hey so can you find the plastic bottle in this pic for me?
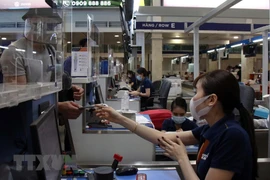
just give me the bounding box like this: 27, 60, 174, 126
121, 91, 129, 112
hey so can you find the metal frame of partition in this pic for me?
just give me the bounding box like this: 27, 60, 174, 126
252, 25, 270, 158
184, 0, 242, 80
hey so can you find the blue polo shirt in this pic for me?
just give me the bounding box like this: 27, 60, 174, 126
162, 118, 198, 131
192, 114, 253, 180
129, 76, 138, 90
140, 77, 154, 96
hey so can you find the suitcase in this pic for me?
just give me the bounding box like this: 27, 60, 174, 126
140, 109, 172, 130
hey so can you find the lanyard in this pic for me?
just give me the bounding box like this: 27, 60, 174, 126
196, 139, 210, 164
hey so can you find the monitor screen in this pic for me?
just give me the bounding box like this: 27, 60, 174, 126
95, 85, 104, 104
30, 105, 63, 180
243, 44, 257, 57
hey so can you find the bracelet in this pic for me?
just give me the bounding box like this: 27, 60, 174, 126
131, 122, 139, 133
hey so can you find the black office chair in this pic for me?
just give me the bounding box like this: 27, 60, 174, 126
152, 80, 162, 96
143, 79, 172, 110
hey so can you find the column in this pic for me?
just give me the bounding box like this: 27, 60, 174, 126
132, 48, 138, 71
151, 33, 163, 81
145, 44, 151, 70
262, 31, 269, 96
136, 32, 145, 68
193, 27, 200, 80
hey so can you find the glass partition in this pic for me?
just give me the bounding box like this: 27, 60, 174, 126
0, 3, 70, 107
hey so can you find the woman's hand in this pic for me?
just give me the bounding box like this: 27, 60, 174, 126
129, 91, 140, 96
72, 85, 84, 101
158, 136, 188, 162
95, 104, 124, 124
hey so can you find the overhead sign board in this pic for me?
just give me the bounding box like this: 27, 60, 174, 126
136, 22, 268, 32
162, 0, 269, 10
136, 22, 184, 30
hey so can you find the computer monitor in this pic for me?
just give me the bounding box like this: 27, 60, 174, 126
95, 85, 104, 104
30, 105, 63, 180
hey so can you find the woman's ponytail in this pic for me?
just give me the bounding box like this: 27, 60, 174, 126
236, 103, 258, 179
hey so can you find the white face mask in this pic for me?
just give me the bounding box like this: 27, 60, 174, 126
172, 116, 186, 124
189, 95, 212, 120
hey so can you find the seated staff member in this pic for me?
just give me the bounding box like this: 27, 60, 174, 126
162, 97, 197, 132
127, 70, 138, 90
96, 69, 257, 180
130, 67, 154, 107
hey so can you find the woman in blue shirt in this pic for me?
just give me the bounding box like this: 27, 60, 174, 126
127, 70, 138, 90
130, 67, 154, 108
96, 69, 257, 180
162, 97, 197, 132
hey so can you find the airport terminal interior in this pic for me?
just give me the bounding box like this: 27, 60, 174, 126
0, 0, 270, 179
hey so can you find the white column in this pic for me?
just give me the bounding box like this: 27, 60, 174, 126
218, 51, 222, 69
136, 32, 145, 67
151, 33, 163, 81
262, 31, 269, 96
193, 27, 200, 80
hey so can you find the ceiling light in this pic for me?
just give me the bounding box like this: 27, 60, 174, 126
253, 39, 263, 43
260, 43, 263, 46
217, 47, 225, 51
1, 37, 7, 40
67, 41, 71, 44
117, 41, 121, 44
115, 35, 119, 37
231, 43, 243, 48
233, 36, 239, 39
207, 49, 215, 53
175, 35, 180, 38
0, 45, 8, 49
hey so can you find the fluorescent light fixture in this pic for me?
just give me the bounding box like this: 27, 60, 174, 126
0, 45, 8, 49
253, 39, 263, 43
133, 0, 140, 12
207, 49, 215, 53
231, 43, 243, 48
233, 36, 239, 39
217, 47, 225, 51
175, 35, 180, 38
15, 48, 25, 52
1, 37, 7, 40
182, 56, 189, 59
117, 41, 121, 44
115, 35, 119, 37
260, 43, 263, 46
33, 51, 36, 54
67, 41, 71, 44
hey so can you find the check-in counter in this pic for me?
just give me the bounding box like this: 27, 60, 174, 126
61, 161, 184, 180
69, 114, 155, 163
106, 98, 140, 112
98, 75, 140, 112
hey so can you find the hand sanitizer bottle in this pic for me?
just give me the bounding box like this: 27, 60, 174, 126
121, 91, 129, 112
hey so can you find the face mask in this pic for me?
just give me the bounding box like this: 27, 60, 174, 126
189, 95, 212, 120
136, 75, 142, 81
172, 116, 186, 124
